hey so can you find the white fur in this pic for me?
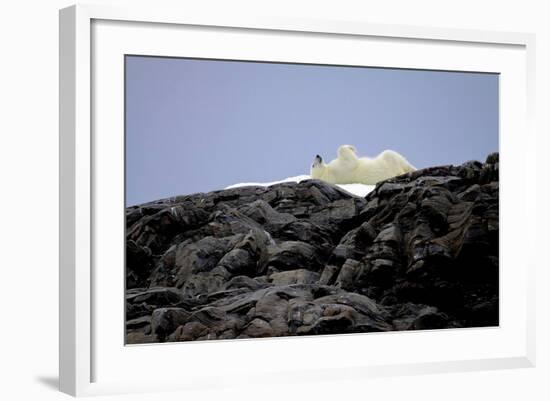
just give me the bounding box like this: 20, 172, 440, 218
310, 145, 416, 185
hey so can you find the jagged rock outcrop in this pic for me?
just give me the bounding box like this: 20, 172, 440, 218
126, 153, 499, 344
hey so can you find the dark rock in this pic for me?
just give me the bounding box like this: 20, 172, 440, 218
468, 297, 499, 327
126, 302, 156, 320
310, 198, 365, 230
126, 287, 183, 306
217, 248, 255, 275
297, 307, 356, 335
331, 222, 377, 263
334, 259, 361, 291
318, 265, 340, 286
295, 292, 393, 334
151, 307, 191, 341
127, 202, 210, 254
238, 200, 296, 233
242, 318, 274, 338
126, 315, 152, 339
126, 315, 151, 330
180, 266, 231, 300
126, 240, 153, 288
279, 220, 333, 251
486, 152, 499, 164
266, 241, 323, 272
410, 309, 449, 330
245, 290, 290, 335
225, 275, 268, 291
126, 155, 499, 344
126, 332, 157, 344
170, 321, 210, 341
390, 303, 451, 330
269, 269, 320, 285
173, 235, 243, 287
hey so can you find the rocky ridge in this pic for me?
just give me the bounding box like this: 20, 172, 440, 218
126, 153, 499, 343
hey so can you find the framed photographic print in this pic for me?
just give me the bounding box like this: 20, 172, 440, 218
59, 4, 536, 396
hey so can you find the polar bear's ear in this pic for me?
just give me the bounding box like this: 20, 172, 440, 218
349, 145, 357, 153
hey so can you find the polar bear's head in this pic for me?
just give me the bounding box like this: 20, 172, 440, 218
310, 154, 326, 179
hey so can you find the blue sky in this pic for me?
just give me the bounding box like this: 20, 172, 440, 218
125, 56, 498, 206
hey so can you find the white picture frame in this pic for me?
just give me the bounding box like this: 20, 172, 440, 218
59, 3, 536, 397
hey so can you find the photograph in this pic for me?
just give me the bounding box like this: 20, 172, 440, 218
124, 55, 499, 344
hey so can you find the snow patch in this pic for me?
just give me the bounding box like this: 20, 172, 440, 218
226, 175, 375, 198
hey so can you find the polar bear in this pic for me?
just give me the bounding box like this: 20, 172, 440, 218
309, 145, 359, 184
310, 145, 416, 185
